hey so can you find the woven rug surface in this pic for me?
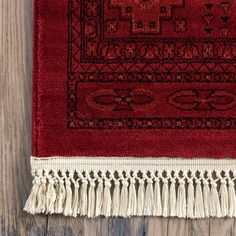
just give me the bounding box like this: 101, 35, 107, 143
24, 0, 236, 218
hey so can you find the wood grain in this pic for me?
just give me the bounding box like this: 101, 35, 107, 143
0, 0, 235, 235
209, 219, 234, 236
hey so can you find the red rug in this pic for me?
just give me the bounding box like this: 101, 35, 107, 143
24, 0, 236, 218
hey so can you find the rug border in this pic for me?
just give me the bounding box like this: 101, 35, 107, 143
24, 156, 236, 218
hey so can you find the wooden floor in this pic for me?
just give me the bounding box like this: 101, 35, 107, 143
1, 0, 236, 235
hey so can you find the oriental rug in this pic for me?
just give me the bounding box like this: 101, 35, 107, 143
24, 0, 236, 218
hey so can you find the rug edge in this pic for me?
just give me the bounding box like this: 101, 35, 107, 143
24, 156, 236, 218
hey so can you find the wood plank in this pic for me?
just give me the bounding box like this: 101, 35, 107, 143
168, 218, 189, 236
19, 215, 47, 236
233, 218, 236, 235
189, 219, 210, 236
146, 217, 168, 236
209, 218, 234, 236
0, 0, 47, 235
127, 217, 146, 236
47, 215, 84, 236
121, 217, 146, 236
84, 217, 109, 236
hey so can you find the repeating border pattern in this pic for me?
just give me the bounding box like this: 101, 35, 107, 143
67, 0, 236, 130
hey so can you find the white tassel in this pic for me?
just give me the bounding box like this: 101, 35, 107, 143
210, 180, 221, 217
72, 180, 79, 217
95, 178, 103, 216
87, 180, 96, 218
55, 177, 66, 214
35, 176, 47, 213
24, 166, 236, 218
46, 175, 57, 214
102, 179, 112, 217
79, 179, 88, 216
137, 179, 145, 216
153, 177, 162, 216
127, 177, 137, 216
187, 178, 194, 218
220, 178, 228, 217
63, 178, 73, 216
228, 177, 236, 217
119, 179, 129, 216
169, 178, 177, 216
203, 179, 210, 218
112, 179, 120, 216
162, 178, 169, 217
176, 178, 186, 218
23, 176, 41, 214
144, 178, 154, 216
194, 179, 205, 218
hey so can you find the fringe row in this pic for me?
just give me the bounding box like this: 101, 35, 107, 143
24, 168, 236, 218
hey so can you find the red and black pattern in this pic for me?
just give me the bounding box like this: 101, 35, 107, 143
67, 0, 236, 130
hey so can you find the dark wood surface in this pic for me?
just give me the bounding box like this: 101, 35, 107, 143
1, 0, 236, 235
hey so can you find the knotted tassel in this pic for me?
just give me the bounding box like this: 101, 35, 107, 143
187, 177, 194, 218
119, 178, 129, 217
194, 179, 205, 218
35, 175, 47, 213
210, 179, 221, 217
102, 179, 112, 217
95, 178, 103, 217
112, 179, 120, 216
63, 174, 73, 216
153, 177, 162, 216
87, 179, 96, 218
176, 177, 186, 218
137, 179, 145, 216
79, 178, 88, 216
23, 176, 41, 214
228, 176, 236, 217
72, 180, 79, 217
55, 176, 66, 214
46, 173, 57, 214
169, 177, 177, 217
203, 178, 210, 218
220, 178, 228, 217
127, 174, 137, 216
162, 178, 169, 217
144, 178, 154, 216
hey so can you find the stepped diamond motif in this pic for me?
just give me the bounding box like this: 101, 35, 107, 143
110, 0, 184, 34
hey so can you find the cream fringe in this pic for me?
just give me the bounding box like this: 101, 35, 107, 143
24, 157, 236, 218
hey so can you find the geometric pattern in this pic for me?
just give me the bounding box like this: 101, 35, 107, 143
67, 0, 236, 129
